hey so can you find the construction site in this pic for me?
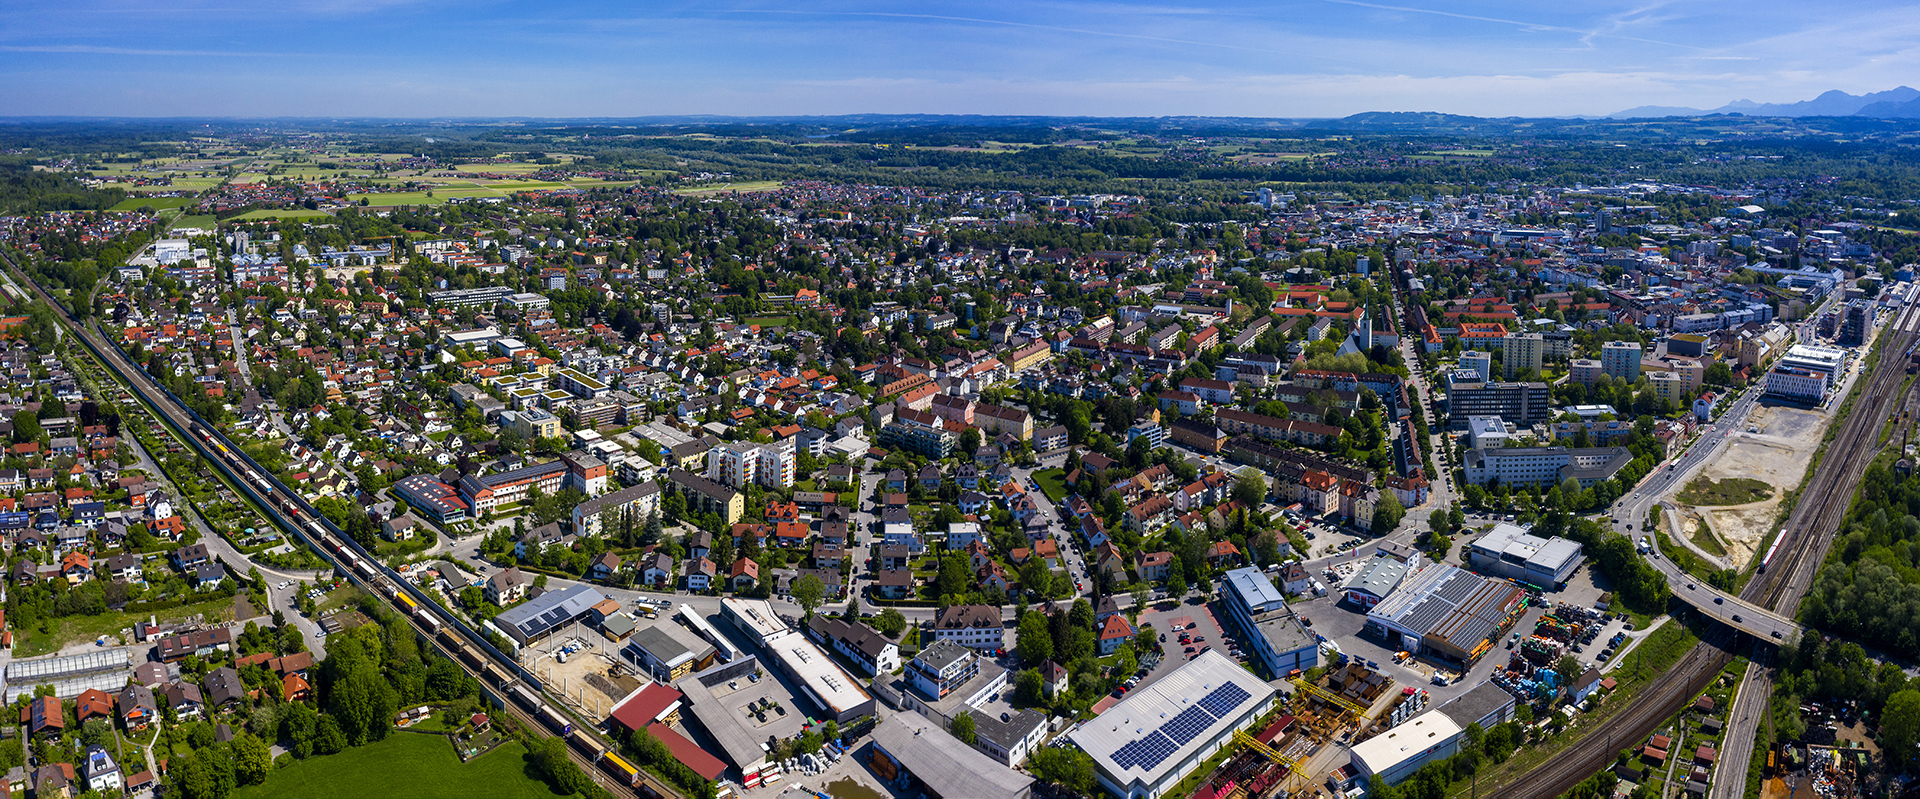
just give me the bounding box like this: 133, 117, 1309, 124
1184, 660, 1427, 799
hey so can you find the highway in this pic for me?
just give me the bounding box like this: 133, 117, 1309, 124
0, 253, 658, 799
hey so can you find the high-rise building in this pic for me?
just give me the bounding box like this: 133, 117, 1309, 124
1600, 340, 1642, 383
1502, 333, 1544, 378
1840, 300, 1874, 347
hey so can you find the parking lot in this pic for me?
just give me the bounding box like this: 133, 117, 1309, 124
1284, 556, 1655, 707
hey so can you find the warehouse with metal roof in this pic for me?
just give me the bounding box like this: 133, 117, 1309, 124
1068, 650, 1277, 799
1341, 555, 1410, 608
1364, 565, 1528, 664
1466, 523, 1585, 588
487, 584, 607, 649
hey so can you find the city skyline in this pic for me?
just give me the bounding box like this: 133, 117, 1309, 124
4, 0, 1918, 118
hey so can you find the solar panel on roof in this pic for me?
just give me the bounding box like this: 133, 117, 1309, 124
1198, 682, 1252, 717
1162, 705, 1213, 745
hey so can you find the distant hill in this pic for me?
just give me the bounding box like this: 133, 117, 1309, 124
1856, 96, 1920, 118
1609, 105, 1711, 119
1610, 87, 1920, 118
1308, 111, 1521, 131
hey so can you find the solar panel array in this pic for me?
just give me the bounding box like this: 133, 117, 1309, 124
1163, 705, 1214, 745
1110, 683, 1258, 771
1199, 682, 1252, 716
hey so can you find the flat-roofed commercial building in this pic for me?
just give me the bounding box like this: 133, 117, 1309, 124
1219, 567, 1318, 677
872, 715, 1035, 799
1068, 651, 1277, 799
1777, 344, 1845, 378
1442, 377, 1550, 431
1349, 710, 1464, 785
1461, 446, 1632, 489
718, 598, 874, 723
1467, 523, 1585, 588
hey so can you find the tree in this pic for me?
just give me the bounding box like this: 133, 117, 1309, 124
1373, 493, 1406, 535
232, 732, 273, 786
959, 427, 981, 455
935, 555, 972, 601
1882, 689, 1920, 768
1233, 470, 1267, 507
791, 575, 826, 618
949, 711, 977, 744
1017, 611, 1054, 665
1167, 570, 1187, 597
1555, 654, 1584, 684
1014, 668, 1046, 706
11, 410, 41, 444
1030, 746, 1097, 793
874, 608, 907, 637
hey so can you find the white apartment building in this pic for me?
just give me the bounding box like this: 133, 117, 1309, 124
707, 438, 797, 490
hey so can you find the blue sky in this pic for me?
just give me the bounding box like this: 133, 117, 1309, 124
4, 0, 1917, 118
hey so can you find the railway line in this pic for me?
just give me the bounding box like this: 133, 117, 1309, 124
0, 253, 675, 799
1489, 297, 1920, 799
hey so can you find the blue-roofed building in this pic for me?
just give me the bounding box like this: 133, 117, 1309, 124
1220, 567, 1319, 677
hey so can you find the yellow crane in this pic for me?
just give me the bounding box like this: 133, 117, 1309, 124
1290, 678, 1369, 720
1233, 729, 1296, 769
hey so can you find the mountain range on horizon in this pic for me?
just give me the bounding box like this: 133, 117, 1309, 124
1611, 87, 1920, 119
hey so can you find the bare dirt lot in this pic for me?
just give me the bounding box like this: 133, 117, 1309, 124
1686, 404, 1828, 567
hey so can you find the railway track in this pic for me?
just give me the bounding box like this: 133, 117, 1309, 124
1487, 304, 1920, 799
0, 253, 666, 799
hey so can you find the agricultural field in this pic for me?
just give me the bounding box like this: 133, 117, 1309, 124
229, 209, 335, 221
108, 196, 197, 211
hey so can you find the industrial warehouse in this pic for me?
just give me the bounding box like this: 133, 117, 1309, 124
1363, 564, 1530, 664
1069, 651, 1279, 799
1466, 523, 1585, 588
1349, 682, 1520, 784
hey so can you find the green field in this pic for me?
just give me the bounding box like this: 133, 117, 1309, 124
232, 732, 569, 799
171, 215, 217, 230
14, 596, 236, 658
743, 316, 796, 328
1677, 476, 1773, 506
230, 209, 335, 221
109, 196, 197, 211
1033, 468, 1069, 503
483, 180, 570, 191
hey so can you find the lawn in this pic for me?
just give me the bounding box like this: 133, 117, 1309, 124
744, 316, 795, 328
229, 209, 334, 221
231, 732, 570, 799
14, 595, 236, 658
109, 196, 196, 211
1033, 468, 1069, 503
1677, 477, 1772, 506
171, 215, 217, 230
